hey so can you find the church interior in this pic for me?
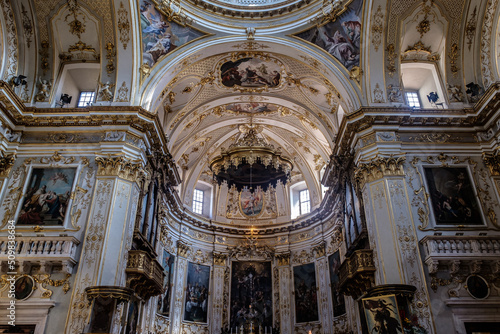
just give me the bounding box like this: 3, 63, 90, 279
0, 0, 500, 333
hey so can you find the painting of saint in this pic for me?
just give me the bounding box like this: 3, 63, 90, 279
293, 263, 319, 323
230, 262, 273, 332
14, 276, 34, 301
158, 250, 175, 317
184, 262, 210, 323
328, 251, 346, 317
295, 0, 362, 70
239, 188, 264, 217
362, 295, 403, 334
17, 168, 77, 226
140, 0, 204, 66
221, 58, 282, 88
424, 167, 483, 225
225, 103, 278, 114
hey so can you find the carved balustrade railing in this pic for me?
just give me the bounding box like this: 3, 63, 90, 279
0, 236, 80, 273
420, 235, 500, 291
338, 249, 376, 299
125, 249, 164, 299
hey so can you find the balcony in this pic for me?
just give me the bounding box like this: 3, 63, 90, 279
0, 236, 79, 274
338, 249, 376, 298
125, 250, 164, 299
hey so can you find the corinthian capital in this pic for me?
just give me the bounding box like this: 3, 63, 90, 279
354, 156, 405, 188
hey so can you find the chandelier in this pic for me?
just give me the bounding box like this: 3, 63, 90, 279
209, 124, 293, 192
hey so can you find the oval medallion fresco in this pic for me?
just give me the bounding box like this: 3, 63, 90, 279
221, 58, 282, 88
239, 188, 264, 217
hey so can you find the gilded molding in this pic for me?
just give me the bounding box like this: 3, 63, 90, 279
465, 6, 477, 51
117, 2, 130, 49
95, 156, 142, 181
371, 5, 384, 52
0, 152, 15, 177
354, 156, 406, 188
32, 273, 72, 297
84, 285, 134, 302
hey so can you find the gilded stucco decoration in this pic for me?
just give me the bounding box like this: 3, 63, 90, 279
105, 42, 116, 74
480, 0, 498, 88
386, 44, 397, 77
21, 4, 34, 48
373, 83, 385, 103
1, 0, 18, 81
449, 43, 460, 76
371, 5, 384, 52
465, 6, 477, 51
116, 82, 130, 102
95, 156, 142, 181
117, 2, 130, 49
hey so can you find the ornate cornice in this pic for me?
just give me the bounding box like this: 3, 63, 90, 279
354, 156, 406, 188
95, 156, 143, 182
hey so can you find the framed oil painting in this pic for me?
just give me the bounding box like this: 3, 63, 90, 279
158, 250, 175, 317
230, 261, 273, 331
295, 0, 362, 71
293, 263, 319, 323
17, 167, 77, 226
239, 188, 264, 218
220, 58, 282, 88
328, 251, 346, 317
14, 275, 34, 301
140, 0, 204, 66
184, 262, 210, 323
424, 167, 483, 225
362, 295, 403, 334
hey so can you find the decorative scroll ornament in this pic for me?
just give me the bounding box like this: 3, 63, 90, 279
483, 152, 500, 176
117, 2, 130, 49
0, 152, 15, 177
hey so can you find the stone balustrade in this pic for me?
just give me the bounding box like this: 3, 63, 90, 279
0, 235, 80, 273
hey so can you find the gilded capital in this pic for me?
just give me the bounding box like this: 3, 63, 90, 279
275, 252, 290, 266
355, 156, 406, 188
177, 240, 190, 258
0, 152, 15, 177
312, 242, 326, 258
95, 156, 143, 181
213, 252, 227, 266
482, 152, 500, 176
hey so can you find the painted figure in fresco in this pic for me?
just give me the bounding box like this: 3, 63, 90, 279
323, 30, 359, 69
341, 20, 361, 49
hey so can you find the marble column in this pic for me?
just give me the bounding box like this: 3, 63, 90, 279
212, 252, 228, 333
276, 253, 292, 334
313, 242, 331, 334
355, 156, 435, 333
65, 156, 141, 334
170, 241, 189, 334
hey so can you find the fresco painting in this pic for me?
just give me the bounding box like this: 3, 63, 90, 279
140, 0, 204, 66
239, 188, 264, 217
221, 58, 282, 88
296, 0, 362, 70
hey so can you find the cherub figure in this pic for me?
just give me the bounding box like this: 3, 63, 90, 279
35, 77, 51, 102
448, 84, 463, 102
99, 81, 114, 101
